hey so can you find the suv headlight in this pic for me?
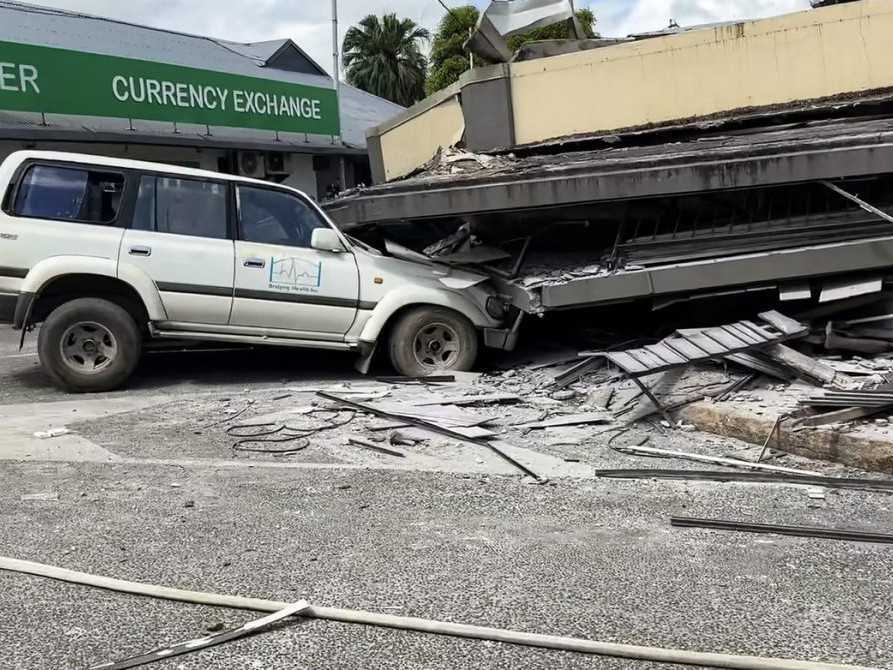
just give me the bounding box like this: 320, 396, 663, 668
485, 296, 509, 320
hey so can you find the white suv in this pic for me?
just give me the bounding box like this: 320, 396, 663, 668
0, 151, 514, 392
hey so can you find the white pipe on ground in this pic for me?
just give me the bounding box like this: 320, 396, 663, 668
0, 556, 875, 670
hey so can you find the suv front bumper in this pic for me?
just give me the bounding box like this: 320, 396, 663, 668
483, 310, 524, 352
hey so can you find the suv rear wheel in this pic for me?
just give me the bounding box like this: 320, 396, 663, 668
389, 306, 478, 377
38, 298, 142, 393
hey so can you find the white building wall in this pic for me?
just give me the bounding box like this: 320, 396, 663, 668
279, 153, 317, 199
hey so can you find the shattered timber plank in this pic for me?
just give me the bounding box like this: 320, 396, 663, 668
795, 405, 893, 427
724, 353, 795, 381
763, 344, 844, 386
597, 313, 806, 379
759, 310, 809, 336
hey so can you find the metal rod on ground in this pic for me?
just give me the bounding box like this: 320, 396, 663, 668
618, 376, 750, 423
0, 557, 872, 670
375, 375, 456, 384
671, 517, 893, 544
596, 469, 893, 492
317, 392, 544, 482
347, 438, 405, 458
90, 601, 310, 670
616, 444, 822, 476
757, 415, 784, 463
627, 374, 675, 425
716, 374, 757, 402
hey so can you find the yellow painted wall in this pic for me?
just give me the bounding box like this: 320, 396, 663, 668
510, 0, 893, 145
378, 94, 465, 182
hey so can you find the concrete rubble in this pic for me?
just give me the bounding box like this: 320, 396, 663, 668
6, 2, 893, 665
162, 299, 893, 480
4, 300, 893, 668
163, 301, 893, 478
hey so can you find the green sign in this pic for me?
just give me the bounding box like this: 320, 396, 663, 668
0, 40, 340, 136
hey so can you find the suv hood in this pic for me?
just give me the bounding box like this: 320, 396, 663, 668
382, 240, 490, 289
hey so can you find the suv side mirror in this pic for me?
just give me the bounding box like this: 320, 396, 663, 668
311, 228, 346, 253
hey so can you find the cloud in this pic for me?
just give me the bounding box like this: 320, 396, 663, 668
34, 0, 814, 73
594, 0, 813, 37
33, 0, 462, 76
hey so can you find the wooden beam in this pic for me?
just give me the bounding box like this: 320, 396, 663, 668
763, 343, 846, 386
758, 310, 807, 336
796, 404, 893, 427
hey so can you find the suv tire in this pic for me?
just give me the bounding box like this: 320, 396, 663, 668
38, 298, 142, 393
389, 306, 478, 377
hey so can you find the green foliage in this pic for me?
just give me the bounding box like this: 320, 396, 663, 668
506, 8, 597, 52
343, 14, 430, 107
425, 6, 598, 96
426, 5, 483, 96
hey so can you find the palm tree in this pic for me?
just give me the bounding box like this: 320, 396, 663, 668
343, 14, 430, 108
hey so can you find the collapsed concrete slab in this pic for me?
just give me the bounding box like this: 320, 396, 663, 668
363, 0, 893, 182
329, 116, 893, 316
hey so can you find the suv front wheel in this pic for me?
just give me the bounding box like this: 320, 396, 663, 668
38, 298, 142, 393
388, 306, 479, 377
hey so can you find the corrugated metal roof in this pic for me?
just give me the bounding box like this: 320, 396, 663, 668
217, 40, 303, 66
0, 0, 405, 151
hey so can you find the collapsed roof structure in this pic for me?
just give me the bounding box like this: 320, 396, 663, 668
326, 0, 893, 319
464, 0, 585, 62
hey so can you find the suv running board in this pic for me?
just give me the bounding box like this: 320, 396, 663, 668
148, 325, 355, 351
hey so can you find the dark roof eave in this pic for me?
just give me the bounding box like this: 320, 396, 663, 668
325, 117, 893, 226
0, 126, 368, 155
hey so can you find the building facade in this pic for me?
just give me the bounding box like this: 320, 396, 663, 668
0, 0, 404, 200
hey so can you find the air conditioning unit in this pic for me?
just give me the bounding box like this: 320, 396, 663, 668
266, 152, 288, 175
238, 151, 265, 179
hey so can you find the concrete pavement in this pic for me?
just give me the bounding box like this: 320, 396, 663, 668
0, 325, 891, 669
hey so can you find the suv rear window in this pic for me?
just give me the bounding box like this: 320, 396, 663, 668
13, 164, 124, 224
133, 176, 228, 240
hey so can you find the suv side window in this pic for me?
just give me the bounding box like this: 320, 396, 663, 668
13, 164, 124, 224
237, 185, 328, 248
132, 175, 228, 240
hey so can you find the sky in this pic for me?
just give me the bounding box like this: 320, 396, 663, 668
33, 0, 813, 77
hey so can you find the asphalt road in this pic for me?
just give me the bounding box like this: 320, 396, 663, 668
0, 325, 891, 670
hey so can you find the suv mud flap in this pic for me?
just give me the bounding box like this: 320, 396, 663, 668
12, 292, 35, 349
0, 293, 16, 324
354, 341, 377, 375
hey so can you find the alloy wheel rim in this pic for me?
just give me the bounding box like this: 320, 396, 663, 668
412, 322, 461, 371
59, 322, 118, 375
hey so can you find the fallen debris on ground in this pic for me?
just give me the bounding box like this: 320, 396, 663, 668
671, 517, 893, 545
90, 601, 310, 670
346, 438, 406, 458
319, 391, 546, 482
518, 413, 611, 430
596, 469, 893, 492
616, 444, 822, 477
411, 392, 522, 406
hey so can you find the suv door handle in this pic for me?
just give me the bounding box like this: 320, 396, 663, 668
243, 258, 266, 269
129, 246, 152, 257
